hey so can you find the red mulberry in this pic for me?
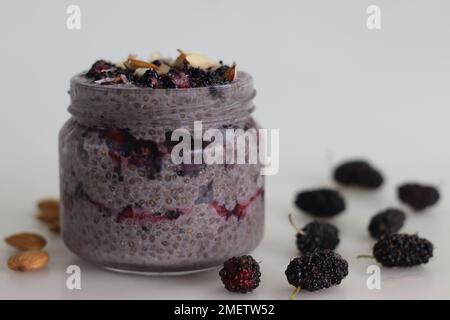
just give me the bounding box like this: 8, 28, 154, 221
219, 255, 261, 293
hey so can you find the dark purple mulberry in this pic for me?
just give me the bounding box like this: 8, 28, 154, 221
219, 255, 261, 293
134, 69, 161, 88
295, 188, 345, 217
373, 234, 433, 267
86, 60, 115, 80
296, 221, 340, 254
398, 183, 440, 211
368, 208, 406, 239
285, 250, 348, 292
333, 160, 383, 189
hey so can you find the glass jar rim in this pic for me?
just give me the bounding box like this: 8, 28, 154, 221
68, 70, 256, 128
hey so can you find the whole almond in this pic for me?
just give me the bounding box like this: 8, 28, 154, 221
8, 251, 49, 272
37, 199, 59, 224
48, 220, 60, 233
37, 199, 59, 213
5, 232, 47, 250
36, 209, 59, 224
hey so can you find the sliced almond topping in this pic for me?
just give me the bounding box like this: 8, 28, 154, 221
126, 57, 160, 71
158, 63, 171, 75
115, 60, 127, 70
5, 232, 47, 250
185, 53, 220, 70
149, 51, 162, 62
225, 63, 237, 82
8, 251, 49, 272
174, 49, 220, 70
134, 67, 150, 77
173, 49, 188, 68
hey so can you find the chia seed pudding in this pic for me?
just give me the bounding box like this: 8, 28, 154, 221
59, 53, 264, 274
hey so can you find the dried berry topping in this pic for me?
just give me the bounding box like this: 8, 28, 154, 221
296, 221, 340, 254
373, 234, 433, 267
84, 51, 237, 89
398, 183, 440, 211
165, 69, 190, 89
333, 160, 383, 189
294, 188, 345, 217
285, 250, 348, 292
219, 255, 261, 293
368, 208, 406, 239
86, 60, 115, 80
134, 69, 161, 88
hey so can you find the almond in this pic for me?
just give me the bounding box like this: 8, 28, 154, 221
8, 251, 49, 272
158, 63, 171, 75
37, 199, 59, 214
36, 198, 59, 223
225, 63, 237, 82
174, 50, 220, 70
37, 209, 59, 224
185, 53, 220, 70
115, 60, 127, 70
134, 67, 150, 77
173, 49, 188, 68
149, 51, 162, 62
126, 57, 160, 71
48, 220, 60, 234
5, 232, 47, 250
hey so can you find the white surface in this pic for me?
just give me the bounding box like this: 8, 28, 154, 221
1, 0, 450, 299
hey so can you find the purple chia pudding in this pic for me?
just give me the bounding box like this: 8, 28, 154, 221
59, 56, 264, 274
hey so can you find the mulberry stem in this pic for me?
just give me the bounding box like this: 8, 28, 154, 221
357, 254, 375, 259
288, 214, 305, 235
289, 287, 301, 300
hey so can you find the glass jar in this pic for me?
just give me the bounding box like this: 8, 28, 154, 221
59, 71, 264, 274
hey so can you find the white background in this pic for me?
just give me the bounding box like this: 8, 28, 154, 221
0, 0, 449, 299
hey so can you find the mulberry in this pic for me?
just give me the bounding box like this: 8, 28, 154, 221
86, 60, 115, 80
368, 208, 406, 239
289, 215, 340, 253
219, 255, 261, 293
285, 250, 348, 294
294, 188, 345, 217
333, 160, 383, 189
373, 233, 433, 267
398, 183, 440, 211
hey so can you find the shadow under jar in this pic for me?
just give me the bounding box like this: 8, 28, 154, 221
59, 71, 265, 274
